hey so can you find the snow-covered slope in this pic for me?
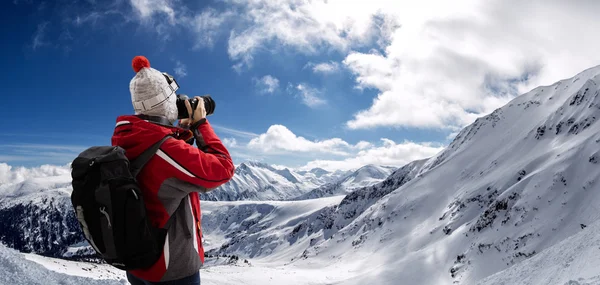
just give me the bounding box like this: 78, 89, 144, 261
477, 219, 600, 285
0, 169, 90, 259
0, 243, 124, 285
201, 161, 333, 201
340, 165, 396, 189
295, 165, 397, 200
296, 167, 352, 186
201, 65, 600, 284
201, 196, 344, 260
202, 158, 426, 260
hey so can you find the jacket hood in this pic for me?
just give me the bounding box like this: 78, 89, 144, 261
111, 115, 193, 160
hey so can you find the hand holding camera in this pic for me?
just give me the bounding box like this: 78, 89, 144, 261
176, 94, 216, 126
185, 96, 206, 123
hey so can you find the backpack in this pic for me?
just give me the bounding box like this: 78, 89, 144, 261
70, 135, 171, 270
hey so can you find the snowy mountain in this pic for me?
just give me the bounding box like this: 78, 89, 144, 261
202, 158, 426, 259
296, 167, 352, 186
0, 170, 90, 260
199, 65, 600, 284
294, 164, 397, 200
201, 161, 353, 201
339, 165, 396, 189
201, 161, 317, 201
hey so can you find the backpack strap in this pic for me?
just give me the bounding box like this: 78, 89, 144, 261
130, 135, 172, 178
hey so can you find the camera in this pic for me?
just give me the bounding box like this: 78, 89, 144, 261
161, 72, 216, 119
176, 94, 216, 119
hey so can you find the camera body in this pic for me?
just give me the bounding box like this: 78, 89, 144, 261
176, 94, 216, 119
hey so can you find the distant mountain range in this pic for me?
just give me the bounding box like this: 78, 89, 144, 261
0, 160, 397, 260
200, 161, 396, 201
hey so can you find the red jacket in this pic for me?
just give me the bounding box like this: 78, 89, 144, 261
111, 114, 234, 282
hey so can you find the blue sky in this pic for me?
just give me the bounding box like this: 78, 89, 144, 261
2, 0, 600, 171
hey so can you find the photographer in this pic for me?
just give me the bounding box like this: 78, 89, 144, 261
111, 56, 234, 284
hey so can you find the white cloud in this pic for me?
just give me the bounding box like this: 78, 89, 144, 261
248, 125, 353, 156
222, 137, 238, 148
343, 52, 394, 91
342, 0, 600, 130
290, 83, 326, 107
301, 138, 444, 171
254, 75, 280, 94
306, 61, 341, 74
190, 8, 232, 49
129, 0, 175, 23
0, 163, 70, 185
174, 60, 187, 78
354, 141, 373, 150
224, 0, 387, 69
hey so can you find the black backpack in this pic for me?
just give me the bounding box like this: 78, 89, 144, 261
70, 136, 171, 270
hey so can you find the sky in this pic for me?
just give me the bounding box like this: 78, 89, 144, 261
1, 0, 600, 172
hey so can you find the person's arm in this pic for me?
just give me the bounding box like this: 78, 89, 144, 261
157, 96, 234, 190
158, 119, 234, 190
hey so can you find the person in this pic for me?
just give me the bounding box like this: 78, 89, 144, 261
111, 55, 235, 284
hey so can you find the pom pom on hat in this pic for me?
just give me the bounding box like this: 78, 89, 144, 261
132, 56, 150, 72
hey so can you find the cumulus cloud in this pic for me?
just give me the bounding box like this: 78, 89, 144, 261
246, 125, 441, 171
222, 137, 238, 148
342, 0, 600, 130
289, 83, 326, 107
301, 139, 444, 171
248, 125, 355, 156
0, 163, 70, 185
306, 61, 341, 74
254, 75, 280, 94
354, 141, 373, 150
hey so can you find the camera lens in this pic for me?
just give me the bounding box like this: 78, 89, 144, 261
201, 95, 216, 116
176, 94, 216, 119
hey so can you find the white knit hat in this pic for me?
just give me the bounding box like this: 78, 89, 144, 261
129, 56, 178, 124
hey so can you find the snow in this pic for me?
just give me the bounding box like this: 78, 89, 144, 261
478, 219, 600, 285
201, 196, 344, 260
202, 161, 386, 201
339, 164, 396, 189
0, 243, 126, 284
202, 162, 324, 201
294, 165, 397, 200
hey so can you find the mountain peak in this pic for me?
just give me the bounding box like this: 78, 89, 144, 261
309, 168, 330, 177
